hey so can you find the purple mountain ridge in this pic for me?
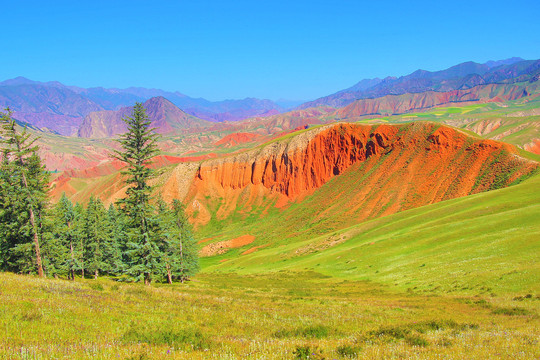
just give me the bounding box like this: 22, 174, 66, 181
297, 57, 537, 109
0, 77, 282, 135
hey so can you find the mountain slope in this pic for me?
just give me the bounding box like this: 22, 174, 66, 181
0, 77, 283, 134
52, 122, 538, 225
334, 82, 538, 119
0, 83, 103, 135
186, 122, 537, 232
206, 170, 540, 294
77, 96, 211, 138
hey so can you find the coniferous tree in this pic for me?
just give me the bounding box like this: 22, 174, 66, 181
156, 198, 178, 284
0, 109, 49, 276
172, 200, 199, 282
105, 203, 125, 276
157, 199, 199, 284
83, 195, 110, 279
49, 193, 81, 279
73, 202, 86, 278
172, 199, 199, 282
0, 148, 25, 271
41, 209, 68, 279
114, 103, 160, 285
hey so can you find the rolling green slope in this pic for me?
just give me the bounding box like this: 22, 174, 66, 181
204, 173, 540, 295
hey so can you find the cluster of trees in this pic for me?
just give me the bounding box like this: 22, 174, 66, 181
0, 104, 199, 284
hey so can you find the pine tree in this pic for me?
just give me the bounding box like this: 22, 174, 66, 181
49, 193, 80, 279
157, 199, 199, 284
0, 109, 49, 276
114, 103, 161, 285
73, 202, 86, 278
83, 195, 109, 279
105, 203, 125, 276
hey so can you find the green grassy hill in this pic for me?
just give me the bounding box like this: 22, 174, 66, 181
205, 172, 540, 295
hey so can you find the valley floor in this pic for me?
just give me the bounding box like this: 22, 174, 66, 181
1, 271, 538, 359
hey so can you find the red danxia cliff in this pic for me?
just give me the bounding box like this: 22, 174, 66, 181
185, 122, 537, 227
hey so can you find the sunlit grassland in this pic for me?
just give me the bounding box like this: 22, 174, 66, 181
1, 270, 538, 359
3, 175, 540, 359
199, 172, 540, 297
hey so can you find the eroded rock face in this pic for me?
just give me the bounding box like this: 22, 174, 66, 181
184, 122, 537, 227
192, 124, 395, 200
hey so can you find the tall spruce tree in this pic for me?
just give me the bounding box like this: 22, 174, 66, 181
114, 103, 161, 285
105, 203, 125, 276
83, 195, 111, 279
157, 199, 199, 284
50, 194, 79, 279
0, 109, 49, 276
73, 202, 86, 278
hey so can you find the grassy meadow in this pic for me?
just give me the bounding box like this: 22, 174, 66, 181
1, 270, 539, 359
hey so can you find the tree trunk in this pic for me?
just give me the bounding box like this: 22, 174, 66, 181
166, 264, 172, 284
80, 238, 85, 278
70, 240, 75, 280
144, 272, 151, 286
19, 172, 44, 277
144, 273, 150, 285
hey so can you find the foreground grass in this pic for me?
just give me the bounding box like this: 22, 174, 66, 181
1, 271, 538, 359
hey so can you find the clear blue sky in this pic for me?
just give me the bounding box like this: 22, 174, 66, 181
1, 0, 539, 101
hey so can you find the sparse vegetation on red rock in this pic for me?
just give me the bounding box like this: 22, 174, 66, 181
186, 122, 537, 227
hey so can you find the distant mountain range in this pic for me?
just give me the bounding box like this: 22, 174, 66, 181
0, 77, 282, 135
298, 57, 540, 109
2, 57, 539, 137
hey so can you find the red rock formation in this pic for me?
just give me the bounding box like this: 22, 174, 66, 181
214, 132, 261, 147
193, 124, 399, 200
50, 122, 538, 231
185, 122, 537, 227
525, 139, 540, 155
